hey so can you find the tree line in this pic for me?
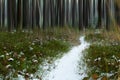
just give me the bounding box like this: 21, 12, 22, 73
0, 0, 120, 31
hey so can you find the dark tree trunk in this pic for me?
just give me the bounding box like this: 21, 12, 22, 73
66, 0, 69, 25
55, 0, 59, 26
93, 0, 96, 17
12, 0, 17, 29
2, 0, 5, 27
32, 0, 36, 28
106, 0, 110, 30
36, 0, 40, 28
79, 0, 83, 30
61, 0, 65, 26
43, 0, 46, 29
115, 1, 120, 26
97, 0, 102, 28
83, 0, 88, 28
58, 0, 62, 26
72, 0, 76, 27
7, 0, 13, 31
86, 0, 89, 27
0, 1, 1, 27
102, 0, 105, 19
50, 0, 53, 27
17, 0, 22, 30
23, 0, 29, 28
50, 0, 55, 27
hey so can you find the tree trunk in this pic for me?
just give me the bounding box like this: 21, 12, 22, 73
97, 0, 102, 28
7, 0, 13, 31
17, 0, 22, 30
2, 0, 5, 28
79, 0, 83, 30
72, 0, 76, 27
23, 0, 29, 29
115, 0, 120, 26
36, 0, 40, 28
106, 0, 110, 30
43, 0, 46, 29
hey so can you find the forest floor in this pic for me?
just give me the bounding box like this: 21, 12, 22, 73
0, 27, 80, 79
36, 29, 120, 80
0, 28, 120, 80
39, 36, 90, 80
83, 29, 120, 80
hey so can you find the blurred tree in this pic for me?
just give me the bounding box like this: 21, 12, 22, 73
72, 0, 76, 27
0, 0, 119, 31
32, 0, 36, 28
7, 0, 13, 31
78, 0, 83, 30
36, 0, 40, 28
97, 0, 102, 28
17, 0, 22, 30
115, 0, 120, 26
23, 0, 29, 28
0, 0, 1, 27
2, 0, 5, 28
106, 0, 110, 30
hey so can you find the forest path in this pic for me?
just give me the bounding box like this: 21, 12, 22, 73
42, 36, 90, 80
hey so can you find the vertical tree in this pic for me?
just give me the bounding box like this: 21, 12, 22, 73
93, 0, 96, 18
23, 0, 29, 28
101, 0, 105, 27
7, 0, 13, 31
12, 0, 17, 29
17, 0, 22, 30
29, 0, 32, 29
102, 0, 105, 19
85, 0, 89, 27
36, 0, 40, 28
78, 0, 83, 30
50, 0, 56, 27
43, 0, 46, 29
72, 0, 76, 27
106, 0, 110, 30
2, 0, 5, 28
55, 0, 59, 26
97, 0, 102, 28
83, 0, 88, 28
0, 0, 1, 27
32, 0, 36, 28
58, 0, 62, 26
61, 0, 65, 26
115, 0, 120, 26
65, 0, 69, 25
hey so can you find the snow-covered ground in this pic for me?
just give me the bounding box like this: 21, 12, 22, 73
42, 36, 90, 80
17, 36, 89, 80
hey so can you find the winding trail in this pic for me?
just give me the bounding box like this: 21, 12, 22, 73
42, 36, 90, 80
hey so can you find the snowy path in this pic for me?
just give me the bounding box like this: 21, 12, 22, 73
42, 36, 90, 80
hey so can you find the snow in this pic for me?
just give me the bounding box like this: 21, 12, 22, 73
13, 36, 90, 80
8, 58, 14, 61
18, 75, 25, 80
6, 64, 12, 69
0, 55, 4, 58
42, 36, 90, 80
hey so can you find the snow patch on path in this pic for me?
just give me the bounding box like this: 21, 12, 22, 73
42, 36, 90, 80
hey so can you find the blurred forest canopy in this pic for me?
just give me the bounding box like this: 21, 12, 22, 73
0, 0, 120, 31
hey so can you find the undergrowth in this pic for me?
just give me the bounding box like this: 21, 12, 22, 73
0, 27, 79, 79
83, 30, 120, 80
